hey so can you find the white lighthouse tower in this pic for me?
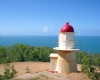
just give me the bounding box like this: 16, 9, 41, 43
50, 22, 79, 74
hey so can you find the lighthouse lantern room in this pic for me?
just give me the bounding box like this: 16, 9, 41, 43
59, 22, 75, 50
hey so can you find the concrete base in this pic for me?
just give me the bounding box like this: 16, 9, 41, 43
50, 53, 58, 71
57, 51, 77, 74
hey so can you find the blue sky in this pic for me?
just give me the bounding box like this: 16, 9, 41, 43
0, 0, 100, 36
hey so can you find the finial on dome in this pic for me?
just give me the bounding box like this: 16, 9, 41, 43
66, 22, 69, 25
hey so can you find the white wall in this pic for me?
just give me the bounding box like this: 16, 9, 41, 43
59, 32, 75, 49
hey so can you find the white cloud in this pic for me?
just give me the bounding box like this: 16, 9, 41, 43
43, 27, 48, 32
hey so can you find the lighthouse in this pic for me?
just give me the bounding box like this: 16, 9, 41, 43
50, 22, 79, 74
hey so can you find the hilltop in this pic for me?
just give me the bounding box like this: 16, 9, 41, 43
0, 62, 90, 80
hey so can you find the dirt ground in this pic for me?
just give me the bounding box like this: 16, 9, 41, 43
0, 62, 91, 80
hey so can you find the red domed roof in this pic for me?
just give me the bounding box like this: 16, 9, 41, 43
60, 22, 74, 32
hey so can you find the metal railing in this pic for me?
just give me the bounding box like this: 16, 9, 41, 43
54, 41, 81, 49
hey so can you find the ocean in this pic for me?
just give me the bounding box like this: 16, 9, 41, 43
0, 36, 100, 53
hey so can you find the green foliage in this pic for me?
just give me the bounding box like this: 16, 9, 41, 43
93, 54, 100, 66
76, 51, 100, 80
3, 63, 17, 79
0, 63, 17, 80
0, 44, 57, 63
0, 75, 3, 80
1, 44, 100, 79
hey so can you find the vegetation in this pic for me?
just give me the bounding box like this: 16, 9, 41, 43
76, 51, 100, 80
0, 63, 17, 80
25, 66, 31, 73
0, 44, 57, 63
30, 74, 53, 80
0, 44, 100, 79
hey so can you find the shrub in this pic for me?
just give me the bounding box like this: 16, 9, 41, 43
76, 51, 100, 80
0, 44, 57, 63
0, 63, 18, 80
25, 66, 31, 74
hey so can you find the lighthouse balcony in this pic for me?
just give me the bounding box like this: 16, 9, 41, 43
53, 41, 80, 51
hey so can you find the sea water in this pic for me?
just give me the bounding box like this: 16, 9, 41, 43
0, 36, 100, 53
